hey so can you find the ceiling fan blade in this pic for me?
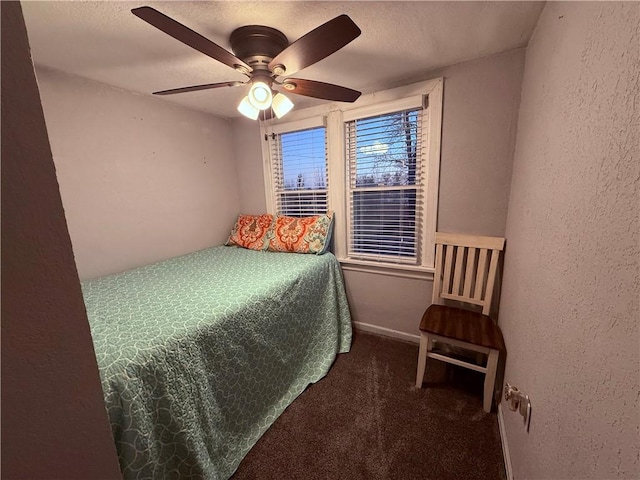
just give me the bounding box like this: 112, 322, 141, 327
132, 7, 251, 74
153, 81, 245, 96
282, 79, 361, 102
269, 15, 361, 76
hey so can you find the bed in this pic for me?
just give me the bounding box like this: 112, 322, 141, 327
82, 245, 352, 479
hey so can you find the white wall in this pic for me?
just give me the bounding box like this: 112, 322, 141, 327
232, 116, 268, 214
435, 49, 524, 237
1, 2, 121, 477
499, 2, 639, 478
232, 48, 525, 338
36, 67, 241, 280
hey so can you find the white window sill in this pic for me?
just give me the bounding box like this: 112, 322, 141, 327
338, 258, 434, 280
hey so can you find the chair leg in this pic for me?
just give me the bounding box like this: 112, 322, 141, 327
415, 333, 430, 388
483, 349, 499, 412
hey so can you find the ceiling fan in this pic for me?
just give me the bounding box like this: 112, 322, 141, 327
131, 7, 362, 120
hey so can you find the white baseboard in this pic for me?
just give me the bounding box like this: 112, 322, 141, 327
498, 403, 514, 480
352, 321, 420, 344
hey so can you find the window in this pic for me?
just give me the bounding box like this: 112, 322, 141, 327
265, 118, 328, 217
345, 107, 424, 264
262, 79, 443, 277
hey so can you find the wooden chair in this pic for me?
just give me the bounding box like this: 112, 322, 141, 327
415, 232, 506, 412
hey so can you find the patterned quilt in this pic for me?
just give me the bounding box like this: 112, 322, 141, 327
82, 246, 352, 479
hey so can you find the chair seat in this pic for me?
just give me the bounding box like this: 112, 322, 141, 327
419, 304, 505, 351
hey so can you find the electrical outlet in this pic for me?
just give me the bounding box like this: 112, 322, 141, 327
504, 383, 531, 431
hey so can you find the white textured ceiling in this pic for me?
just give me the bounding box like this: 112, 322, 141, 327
22, 1, 544, 119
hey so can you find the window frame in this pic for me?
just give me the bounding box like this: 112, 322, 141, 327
344, 97, 426, 265
261, 116, 327, 216
261, 78, 443, 279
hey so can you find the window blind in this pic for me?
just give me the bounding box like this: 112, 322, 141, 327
269, 126, 328, 217
346, 108, 425, 264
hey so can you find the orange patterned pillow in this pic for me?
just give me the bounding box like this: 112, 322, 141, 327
226, 213, 274, 251
268, 213, 334, 255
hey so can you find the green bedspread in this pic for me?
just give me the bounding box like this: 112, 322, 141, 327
82, 246, 352, 479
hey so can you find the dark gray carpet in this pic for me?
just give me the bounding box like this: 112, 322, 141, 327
232, 331, 506, 480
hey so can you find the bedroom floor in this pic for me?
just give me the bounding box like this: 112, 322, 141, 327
232, 331, 507, 480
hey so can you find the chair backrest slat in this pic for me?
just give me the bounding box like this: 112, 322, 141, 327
432, 232, 505, 316
432, 243, 444, 304
442, 244, 455, 294
483, 249, 501, 315
474, 249, 488, 301
463, 247, 476, 298
452, 246, 465, 296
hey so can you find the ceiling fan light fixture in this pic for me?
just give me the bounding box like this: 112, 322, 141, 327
248, 81, 273, 110
272, 93, 294, 119
237, 96, 260, 120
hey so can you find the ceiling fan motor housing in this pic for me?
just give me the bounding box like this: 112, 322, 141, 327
230, 25, 289, 70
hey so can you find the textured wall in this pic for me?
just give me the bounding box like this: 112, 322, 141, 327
232, 116, 268, 214
232, 49, 525, 337
436, 48, 524, 237
499, 2, 639, 478
36, 67, 241, 280
1, 2, 121, 478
